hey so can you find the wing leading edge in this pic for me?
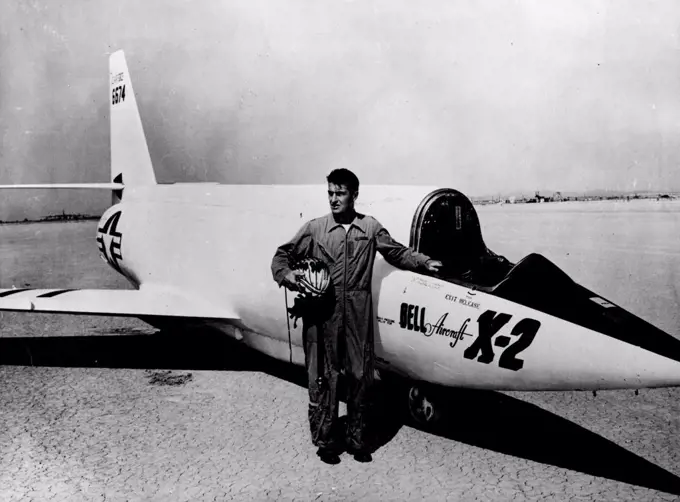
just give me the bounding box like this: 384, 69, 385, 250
0, 183, 124, 190
0, 287, 237, 320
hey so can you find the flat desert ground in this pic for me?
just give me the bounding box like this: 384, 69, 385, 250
2, 199, 680, 501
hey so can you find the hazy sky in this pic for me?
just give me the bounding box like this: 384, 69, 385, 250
1, 0, 679, 219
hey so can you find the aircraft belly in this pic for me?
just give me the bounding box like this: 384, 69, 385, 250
373, 266, 680, 391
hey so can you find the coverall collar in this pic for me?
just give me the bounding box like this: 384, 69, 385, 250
325, 212, 367, 234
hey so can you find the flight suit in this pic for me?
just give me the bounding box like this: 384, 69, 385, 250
271, 212, 430, 453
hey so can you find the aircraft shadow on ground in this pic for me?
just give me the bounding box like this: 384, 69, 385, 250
1, 329, 679, 496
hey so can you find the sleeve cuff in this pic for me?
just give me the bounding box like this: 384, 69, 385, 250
274, 268, 290, 287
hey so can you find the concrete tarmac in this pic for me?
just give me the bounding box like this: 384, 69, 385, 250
2, 220, 680, 501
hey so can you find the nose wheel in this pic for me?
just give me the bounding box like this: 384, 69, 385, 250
407, 385, 438, 425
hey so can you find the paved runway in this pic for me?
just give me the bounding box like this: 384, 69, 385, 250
2, 219, 680, 501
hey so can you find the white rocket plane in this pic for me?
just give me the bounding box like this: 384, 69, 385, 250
2, 51, 680, 424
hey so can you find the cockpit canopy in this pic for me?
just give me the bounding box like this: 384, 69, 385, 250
410, 188, 513, 287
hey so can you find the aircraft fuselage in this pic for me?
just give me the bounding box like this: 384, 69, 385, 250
95, 183, 680, 391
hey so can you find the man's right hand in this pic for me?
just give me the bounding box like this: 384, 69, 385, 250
282, 269, 305, 292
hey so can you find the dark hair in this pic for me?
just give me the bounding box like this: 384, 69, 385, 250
326, 169, 360, 194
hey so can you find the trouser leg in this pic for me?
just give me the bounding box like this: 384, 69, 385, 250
304, 323, 340, 450
344, 330, 375, 454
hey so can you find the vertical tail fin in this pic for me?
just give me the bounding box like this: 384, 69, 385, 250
109, 50, 156, 198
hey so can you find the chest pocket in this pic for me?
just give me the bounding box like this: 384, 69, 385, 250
348, 235, 371, 259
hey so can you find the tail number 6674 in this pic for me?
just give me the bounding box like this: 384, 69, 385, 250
112, 85, 126, 105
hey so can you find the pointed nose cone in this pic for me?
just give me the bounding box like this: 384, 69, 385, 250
578, 335, 680, 389
567, 292, 680, 389
489, 255, 680, 391
519, 313, 680, 391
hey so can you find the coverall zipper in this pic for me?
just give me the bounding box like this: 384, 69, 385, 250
342, 228, 348, 338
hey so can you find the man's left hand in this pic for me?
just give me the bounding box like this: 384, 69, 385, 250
425, 259, 443, 272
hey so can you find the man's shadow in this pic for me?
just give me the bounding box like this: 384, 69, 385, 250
1, 328, 680, 496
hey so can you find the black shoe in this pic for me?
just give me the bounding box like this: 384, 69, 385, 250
316, 448, 341, 465
353, 452, 373, 463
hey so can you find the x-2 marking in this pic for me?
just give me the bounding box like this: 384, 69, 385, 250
463, 310, 512, 364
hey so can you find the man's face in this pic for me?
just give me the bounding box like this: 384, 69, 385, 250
328, 183, 357, 215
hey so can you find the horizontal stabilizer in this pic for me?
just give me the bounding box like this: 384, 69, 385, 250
0, 287, 237, 320
0, 183, 125, 190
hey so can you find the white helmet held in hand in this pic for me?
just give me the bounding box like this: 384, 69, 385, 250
293, 257, 331, 297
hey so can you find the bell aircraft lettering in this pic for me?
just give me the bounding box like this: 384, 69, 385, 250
399, 303, 427, 333
96, 210, 124, 273
399, 303, 474, 348
446, 317, 474, 348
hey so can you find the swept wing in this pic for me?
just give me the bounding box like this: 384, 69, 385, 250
0, 287, 237, 320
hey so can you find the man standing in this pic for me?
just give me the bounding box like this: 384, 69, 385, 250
271, 169, 441, 464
